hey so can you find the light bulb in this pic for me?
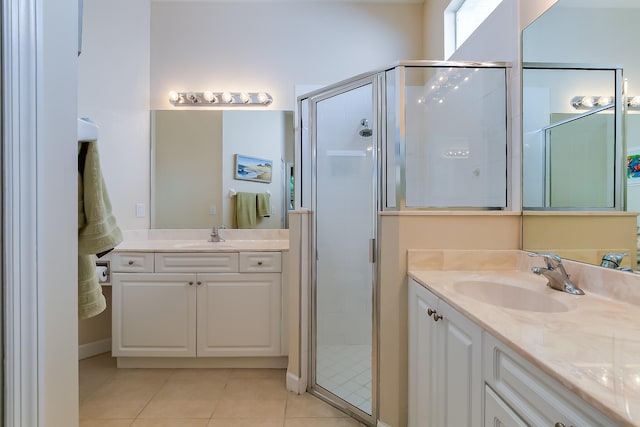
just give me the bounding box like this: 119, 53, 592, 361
203, 91, 215, 102
598, 96, 613, 106
169, 91, 179, 103
222, 92, 233, 103
240, 93, 251, 104
581, 96, 596, 108
258, 92, 271, 105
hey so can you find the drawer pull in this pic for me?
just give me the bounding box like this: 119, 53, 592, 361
128, 260, 134, 265
257, 261, 263, 266
554, 423, 571, 427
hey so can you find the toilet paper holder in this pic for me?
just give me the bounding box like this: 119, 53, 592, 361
96, 260, 110, 284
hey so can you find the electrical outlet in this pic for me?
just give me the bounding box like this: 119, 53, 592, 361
136, 203, 146, 218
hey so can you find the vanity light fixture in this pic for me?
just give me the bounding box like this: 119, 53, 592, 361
571, 95, 640, 110
168, 91, 273, 106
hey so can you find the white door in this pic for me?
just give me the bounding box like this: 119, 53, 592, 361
112, 273, 197, 357
196, 273, 281, 357
439, 300, 483, 427
311, 77, 377, 421
408, 280, 439, 427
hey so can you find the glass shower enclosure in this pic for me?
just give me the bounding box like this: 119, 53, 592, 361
297, 61, 509, 426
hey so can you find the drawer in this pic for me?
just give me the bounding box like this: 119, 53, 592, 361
239, 252, 282, 273
483, 334, 613, 427
110, 252, 154, 273
155, 252, 239, 273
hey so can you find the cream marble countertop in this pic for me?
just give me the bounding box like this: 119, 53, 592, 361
113, 229, 289, 253
408, 250, 640, 427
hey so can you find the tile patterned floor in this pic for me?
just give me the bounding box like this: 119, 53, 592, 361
316, 345, 372, 414
79, 353, 368, 427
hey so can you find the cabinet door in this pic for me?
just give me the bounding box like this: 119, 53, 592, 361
112, 273, 197, 357
439, 299, 483, 427
196, 272, 282, 357
485, 386, 528, 427
408, 279, 439, 427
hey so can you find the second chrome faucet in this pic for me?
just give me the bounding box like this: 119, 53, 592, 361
529, 252, 585, 295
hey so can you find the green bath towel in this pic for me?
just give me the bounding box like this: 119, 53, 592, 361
236, 192, 257, 229
257, 192, 270, 217
78, 140, 122, 319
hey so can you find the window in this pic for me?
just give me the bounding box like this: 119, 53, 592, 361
445, 0, 503, 57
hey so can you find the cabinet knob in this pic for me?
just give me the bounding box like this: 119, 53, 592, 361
197, 281, 202, 286
427, 308, 443, 321
554, 423, 566, 427
257, 261, 263, 266
188, 281, 194, 286
128, 260, 134, 265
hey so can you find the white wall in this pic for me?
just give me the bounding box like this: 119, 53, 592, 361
78, 0, 151, 230
150, 2, 425, 112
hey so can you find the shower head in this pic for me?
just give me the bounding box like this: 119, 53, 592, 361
359, 118, 372, 137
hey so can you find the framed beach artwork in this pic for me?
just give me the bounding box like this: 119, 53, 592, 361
234, 154, 273, 183
628, 148, 640, 186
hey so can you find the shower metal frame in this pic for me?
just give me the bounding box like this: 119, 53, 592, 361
522, 63, 626, 211
297, 60, 512, 427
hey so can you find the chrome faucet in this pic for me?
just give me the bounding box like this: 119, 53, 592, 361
529, 252, 585, 295
600, 252, 632, 271
209, 226, 225, 243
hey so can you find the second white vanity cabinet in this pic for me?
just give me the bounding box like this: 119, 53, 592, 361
409, 277, 617, 427
408, 279, 483, 427
112, 251, 283, 359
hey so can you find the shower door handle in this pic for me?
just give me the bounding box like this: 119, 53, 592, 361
369, 238, 376, 263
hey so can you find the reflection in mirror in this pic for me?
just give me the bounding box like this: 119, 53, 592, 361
522, 66, 620, 209
151, 110, 294, 229
521, 0, 640, 270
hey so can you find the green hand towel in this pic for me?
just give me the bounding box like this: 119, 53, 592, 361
78, 254, 106, 320
236, 192, 257, 229
78, 141, 123, 255
257, 192, 271, 217
78, 140, 122, 319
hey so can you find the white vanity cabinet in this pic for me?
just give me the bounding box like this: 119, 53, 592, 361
112, 251, 284, 359
483, 333, 615, 427
408, 279, 483, 427
408, 277, 616, 427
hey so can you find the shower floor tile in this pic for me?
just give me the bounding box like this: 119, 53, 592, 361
316, 345, 372, 414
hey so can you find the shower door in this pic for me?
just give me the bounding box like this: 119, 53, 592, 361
311, 76, 378, 424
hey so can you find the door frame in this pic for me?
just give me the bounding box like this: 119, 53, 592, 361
307, 74, 382, 426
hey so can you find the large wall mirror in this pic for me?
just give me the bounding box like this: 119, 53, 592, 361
151, 110, 294, 229
522, 0, 640, 270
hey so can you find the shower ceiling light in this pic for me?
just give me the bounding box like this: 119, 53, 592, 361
571, 95, 640, 110
168, 91, 273, 106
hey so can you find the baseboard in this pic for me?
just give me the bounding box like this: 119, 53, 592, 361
78, 338, 112, 360
377, 421, 392, 427
286, 371, 307, 394
116, 356, 288, 369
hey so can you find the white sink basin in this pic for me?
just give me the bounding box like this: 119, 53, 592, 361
454, 280, 572, 313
